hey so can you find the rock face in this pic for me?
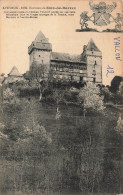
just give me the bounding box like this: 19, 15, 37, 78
28, 31, 102, 84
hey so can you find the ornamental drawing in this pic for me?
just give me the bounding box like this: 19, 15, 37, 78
77, 0, 123, 32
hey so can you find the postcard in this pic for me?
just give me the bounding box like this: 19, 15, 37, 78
0, 0, 123, 195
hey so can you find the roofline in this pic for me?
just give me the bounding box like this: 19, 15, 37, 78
28, 46, 52, 54
8, 74, 23, 77
87, 39, 101, 52
51, 59, 86, 64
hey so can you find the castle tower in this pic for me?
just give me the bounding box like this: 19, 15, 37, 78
28, 31, 52, 77
83, 39, 102, 83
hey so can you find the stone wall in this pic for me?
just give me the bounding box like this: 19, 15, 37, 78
29, 49, 51, 73
86, 51, 102, 83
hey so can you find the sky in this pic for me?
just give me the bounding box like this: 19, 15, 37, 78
0, 0, 123, 85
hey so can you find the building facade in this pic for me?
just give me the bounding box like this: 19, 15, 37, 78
28, 31, 102, 83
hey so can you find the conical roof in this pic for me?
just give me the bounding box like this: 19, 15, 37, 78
8, 66, 22, 77
35, 31, 49, 43
28, 31, 52, 54
86, 39, 101, 52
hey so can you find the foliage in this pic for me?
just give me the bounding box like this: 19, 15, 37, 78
110, 76, 123, 93
79, 82, 105, 112
0, 119, 52, 192
3, 88, 15, 103
0, 77, 122, 194
0, 98, 122, 193
101, 86, 114, 102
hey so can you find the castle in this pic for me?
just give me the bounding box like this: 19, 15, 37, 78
28, 31, 102, 83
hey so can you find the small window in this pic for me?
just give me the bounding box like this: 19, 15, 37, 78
93, 70, 96, 74
39, 55, 40, 57
94, 61, 97, 67
80, 76, 83, 82
93, 77, 96, 83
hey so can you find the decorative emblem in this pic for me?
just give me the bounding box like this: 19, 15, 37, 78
78, 0, 123, 32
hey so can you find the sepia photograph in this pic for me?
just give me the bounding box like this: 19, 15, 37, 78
0, 0, 123, 195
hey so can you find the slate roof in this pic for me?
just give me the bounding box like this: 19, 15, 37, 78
35, 31, 49, 43
51, 52, 86, 64
8, 66, 22, 77
86, 39, 101, 52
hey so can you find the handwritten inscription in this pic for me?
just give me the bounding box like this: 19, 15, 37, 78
106, 65, 114, 78
114, 37, 122, 61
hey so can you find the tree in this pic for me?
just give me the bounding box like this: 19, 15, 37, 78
79, 140, 103, 193
28, 62, 49, 101
110, 76, 123, 93
101, 86, 114, 103
19, 123, 52, 194
79, 82, 105, 117
52, 89, 66, 119
28, 62, 55, 101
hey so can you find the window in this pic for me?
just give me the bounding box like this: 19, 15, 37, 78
80, 76, 83, 82
94, 61, 97, 67
93, 77, 96, 83
39, 55, 40, 57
